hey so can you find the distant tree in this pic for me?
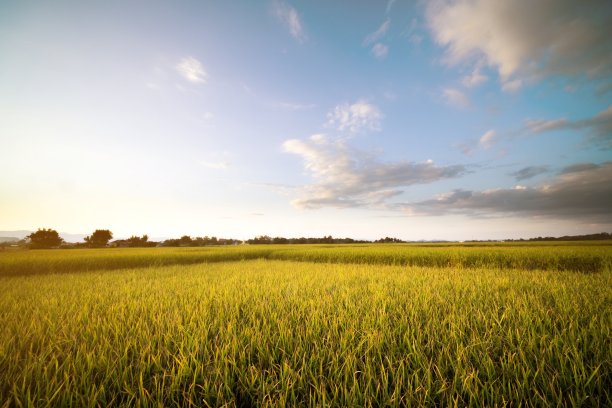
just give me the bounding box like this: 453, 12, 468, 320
127, 235, 147, 247
375, 237, 405, 243
179, 235, 192, 246
84, 229, 113, 247
161, 238, 180, 247
248, 235, 272, 244
123, 234, 156, 247
27, 228, 63, 249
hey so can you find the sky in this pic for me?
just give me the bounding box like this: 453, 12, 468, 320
1, 0, 611, 241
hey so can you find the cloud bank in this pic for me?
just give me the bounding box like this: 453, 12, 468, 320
283, 135, 466, 209
427, 0, 612, 89
525, 105, 612, 149
405, 162, 612, 222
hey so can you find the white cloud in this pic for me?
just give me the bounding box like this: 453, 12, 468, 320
371, 43, 389, 59
283, 135, 467, 209
273, 1, 307, 43
442, 88, 470, 109
386, 0, 397, 14
363, 19, 390, 46
458, 129, 498, 154
176, 57, 207, 84
479, 129, 496, 148
404, 162, 612, 222
427, 0, 612, 90
326, 100, 383, 134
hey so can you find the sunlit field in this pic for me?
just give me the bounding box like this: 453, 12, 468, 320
1, 243, 610, 406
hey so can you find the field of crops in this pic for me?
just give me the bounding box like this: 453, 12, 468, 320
1, 243, 610, 406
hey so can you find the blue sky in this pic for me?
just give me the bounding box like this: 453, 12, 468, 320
1, 0, 611, 240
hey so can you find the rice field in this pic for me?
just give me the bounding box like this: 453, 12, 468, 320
0, 243, 610, 406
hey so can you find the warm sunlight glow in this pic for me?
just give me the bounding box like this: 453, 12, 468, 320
1, 0, 610, 241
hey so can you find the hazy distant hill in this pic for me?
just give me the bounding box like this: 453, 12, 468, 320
0, 230, 31, 240
0, 230, 87, 243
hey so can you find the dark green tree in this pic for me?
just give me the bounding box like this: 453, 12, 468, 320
85, 229, 113, 247
27, 228, 63, 249
127, 235, 155, 247
179, 235, 192, 246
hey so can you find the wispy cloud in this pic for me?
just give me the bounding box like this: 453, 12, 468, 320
442, 88, 470, 109
371, 43, 389, 59
326, 100, 383, 134
283, 134, 467, 209
479, 130, 496, 148
525, 118, 570, 134
273, 1, 307, 43
200, 151, 231, 170
462, 66, 488, 88
272, 101, 317, 111
200, 160, 229, 170
560, 162, 600, 175
402, 18, 424, 47
525, 105, 612, 149
364, 19, 391, 59
403, 162, 612, 222
510, 165, 549, 181
427, 0, 612, 91
458, 129, 498, 155
363, 19, 390, 46
176, 57, 207, 84
501, 79, 523, 93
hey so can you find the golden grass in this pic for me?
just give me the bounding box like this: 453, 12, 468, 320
1, 246, 610, 406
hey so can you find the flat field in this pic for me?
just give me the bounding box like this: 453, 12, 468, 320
1, 243, 610, 406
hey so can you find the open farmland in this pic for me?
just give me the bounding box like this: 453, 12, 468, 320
1, 243, 610, 406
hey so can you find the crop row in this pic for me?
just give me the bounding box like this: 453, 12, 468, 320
1, 243, 611, 276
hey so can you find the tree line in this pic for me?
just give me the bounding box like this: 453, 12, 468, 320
245, 235, 404, 244
505, 232, 612, 242
15, 228, 406, 249
13, 228, 612, 250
